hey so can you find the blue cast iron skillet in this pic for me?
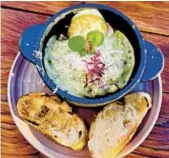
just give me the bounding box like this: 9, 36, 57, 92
19, 3, 164, 107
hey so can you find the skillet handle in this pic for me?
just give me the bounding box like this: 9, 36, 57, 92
140, 41, 164, 82
19, 24, 44, 64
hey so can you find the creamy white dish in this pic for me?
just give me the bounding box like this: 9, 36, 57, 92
44, 9, 135, 97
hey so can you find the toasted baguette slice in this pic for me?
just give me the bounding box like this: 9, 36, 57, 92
17, 92, 87, 151
88, 92, 152, 158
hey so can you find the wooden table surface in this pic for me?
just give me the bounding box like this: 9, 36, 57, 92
1, 2, 169, 158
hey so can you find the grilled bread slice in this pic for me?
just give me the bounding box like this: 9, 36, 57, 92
88, 92, 152, 158
17, 92, 87, 151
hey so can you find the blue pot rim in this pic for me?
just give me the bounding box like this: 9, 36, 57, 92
34, 3, 146, 105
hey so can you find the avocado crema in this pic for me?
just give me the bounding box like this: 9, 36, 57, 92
44, 30, 135, 97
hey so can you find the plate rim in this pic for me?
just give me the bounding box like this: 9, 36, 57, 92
8, 53, 162, 158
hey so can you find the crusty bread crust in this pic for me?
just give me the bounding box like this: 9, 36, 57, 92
17, 92, 87, 151
88, 92, 152, 158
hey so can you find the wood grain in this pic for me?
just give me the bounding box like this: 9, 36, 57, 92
1, 1, 169, 36
1, 2, 169, 158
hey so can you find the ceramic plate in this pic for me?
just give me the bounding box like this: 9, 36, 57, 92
8, 53, 162, 158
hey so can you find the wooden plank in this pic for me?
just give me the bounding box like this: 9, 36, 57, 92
1, 8, 169, 158
133, 146, 169, 158
1, 101, 10, 114
2, 155, 46, 158
1, 1, 169, 35
1, 8, 169, 93
1, 8, 49, 57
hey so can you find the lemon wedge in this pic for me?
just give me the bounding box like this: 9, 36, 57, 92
68, 9, 107, 38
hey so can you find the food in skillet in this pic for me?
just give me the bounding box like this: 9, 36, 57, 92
44, 9, 135, 97
88, 92, 152, 158
17, 92, 87, 151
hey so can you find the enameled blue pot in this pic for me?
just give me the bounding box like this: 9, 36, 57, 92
19, 3, 164, 107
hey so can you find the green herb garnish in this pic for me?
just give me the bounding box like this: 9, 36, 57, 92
68, 35, 85, 52
87, 30, 104, 46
